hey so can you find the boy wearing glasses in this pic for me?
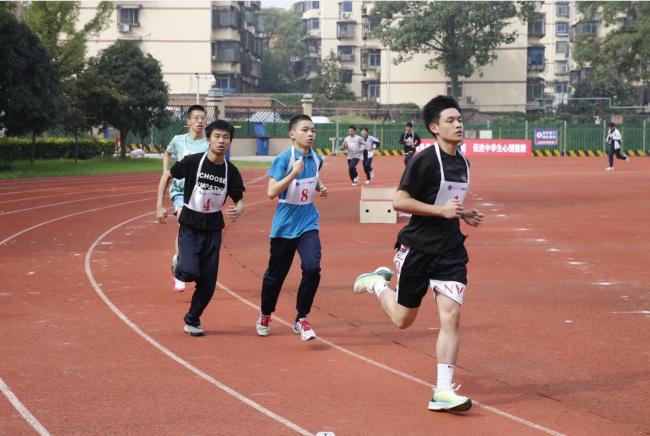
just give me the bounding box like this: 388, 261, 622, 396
159, 105, 209, 292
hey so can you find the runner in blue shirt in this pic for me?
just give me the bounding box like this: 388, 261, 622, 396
255, 114, 329, 341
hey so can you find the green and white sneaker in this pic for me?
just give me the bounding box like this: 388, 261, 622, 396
427, 386, 472, 412
372, 266, 394, 282
353, 269, 390, 294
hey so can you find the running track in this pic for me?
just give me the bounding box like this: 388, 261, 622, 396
1, 156, 648, 435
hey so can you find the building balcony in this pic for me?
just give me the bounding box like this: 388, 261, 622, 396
338, 53, 355, 62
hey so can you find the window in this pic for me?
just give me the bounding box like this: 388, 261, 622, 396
214, 41, 241, 62
337, 22, 355, 38
527, 78, 545, 101
118, 7, 140, 26
338, 46, 354, 62
216, 74, 231, 90
340, 69, 352, 83
362, 15, 378, 39
213, 9, 238, 28
556, 2, 569, 17
304, 18, 319, 32
341, 1, 352, 13
363, 81, 380, 100
361, 49, 380, 69
528, 13, 545, 37
527, 46, 545, 71
556, 41, 569, 56
446, 82, 463, 98
555, 81, 569, 94
556, 22, 569, 35
305, 38, 320, 53
555, 61, 568, 74
576, 21, 598, 35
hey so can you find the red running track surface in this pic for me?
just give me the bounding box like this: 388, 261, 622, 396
0, 156, 648, 435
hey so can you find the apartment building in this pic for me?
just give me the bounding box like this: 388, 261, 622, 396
79, 1, 262, 103
292, 0, 611, 113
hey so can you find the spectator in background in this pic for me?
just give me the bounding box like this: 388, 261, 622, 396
605, 122, 629, 171
400, 122, 421, 166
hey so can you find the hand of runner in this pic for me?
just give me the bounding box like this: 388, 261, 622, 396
441, 199, 464, 219
156, 206, 168, 224
461, 209, 485, 227
319, 184, 328, 199
226, 205, 243, 222
291, 157, 304, 175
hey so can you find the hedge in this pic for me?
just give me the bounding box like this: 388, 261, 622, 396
0, 137, 115, 162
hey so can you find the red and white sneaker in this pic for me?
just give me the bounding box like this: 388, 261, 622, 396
256, 313, 271, 336
292, 318, 316, 341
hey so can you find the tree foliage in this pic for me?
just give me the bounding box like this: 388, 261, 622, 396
309, 52, 354, 101
88, 41, 169, 158
372, 1, 532, 96
574, 1, 650, 105
260, 8, 306, 92
23, 1, 113, 79
0, 12, 61, 145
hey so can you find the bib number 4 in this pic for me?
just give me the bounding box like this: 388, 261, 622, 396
202, 198, 211, 211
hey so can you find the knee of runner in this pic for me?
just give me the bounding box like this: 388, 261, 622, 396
301, 264, 321, 275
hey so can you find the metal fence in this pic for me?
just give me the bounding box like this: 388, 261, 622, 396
124, 105, 649, 155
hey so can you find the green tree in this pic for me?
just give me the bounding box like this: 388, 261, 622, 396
260, 8, 306, 92
309, 52, 354, 101
372, 1, 532, 97
23, 1, 113, 79
89, 41, 169, 158
573, 2, 650, 105
0, 12, 61, 164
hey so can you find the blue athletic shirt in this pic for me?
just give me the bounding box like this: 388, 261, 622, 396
268, 146, 323, 239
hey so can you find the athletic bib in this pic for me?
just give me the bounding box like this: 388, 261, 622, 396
185, 152, 228, 213
279, 145, 320, 206
432, 144, 470, 206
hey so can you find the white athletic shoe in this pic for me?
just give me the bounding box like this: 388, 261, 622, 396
292, 318, 316, 341
256, 313, 271, 337
183, 324, 204, 337
353, 270, 390, 294
605, 166, 614, 171
365, 180, 371, 184
427, 385, 472, 412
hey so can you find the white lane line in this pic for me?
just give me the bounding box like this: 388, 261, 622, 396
0, 190, 152, 216
88, 204, 565, 436
85, 212, 312, 436
248, 173, 268, 185
0, 376, 50, 436
0, 197, 155, 246
218, 282, 565, 436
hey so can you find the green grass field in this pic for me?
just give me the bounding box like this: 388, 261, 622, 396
0, 157, 270, 179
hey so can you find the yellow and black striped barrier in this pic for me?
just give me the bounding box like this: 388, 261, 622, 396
535, 149, 646, 157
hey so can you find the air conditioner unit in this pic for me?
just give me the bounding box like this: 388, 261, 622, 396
342, 11, 351, 19
118, 23, 131, 33
465, 96, 476, 104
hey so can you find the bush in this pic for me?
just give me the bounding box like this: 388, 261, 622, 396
0, 137, 114, 162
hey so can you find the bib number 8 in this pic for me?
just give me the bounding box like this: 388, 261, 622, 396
300, 188, 309, 202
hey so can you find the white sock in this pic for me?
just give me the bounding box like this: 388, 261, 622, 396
436, 363, 455, 392
372, 281, 389, 296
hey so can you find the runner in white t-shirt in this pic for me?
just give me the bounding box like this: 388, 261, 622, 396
341, 126, 365, 186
